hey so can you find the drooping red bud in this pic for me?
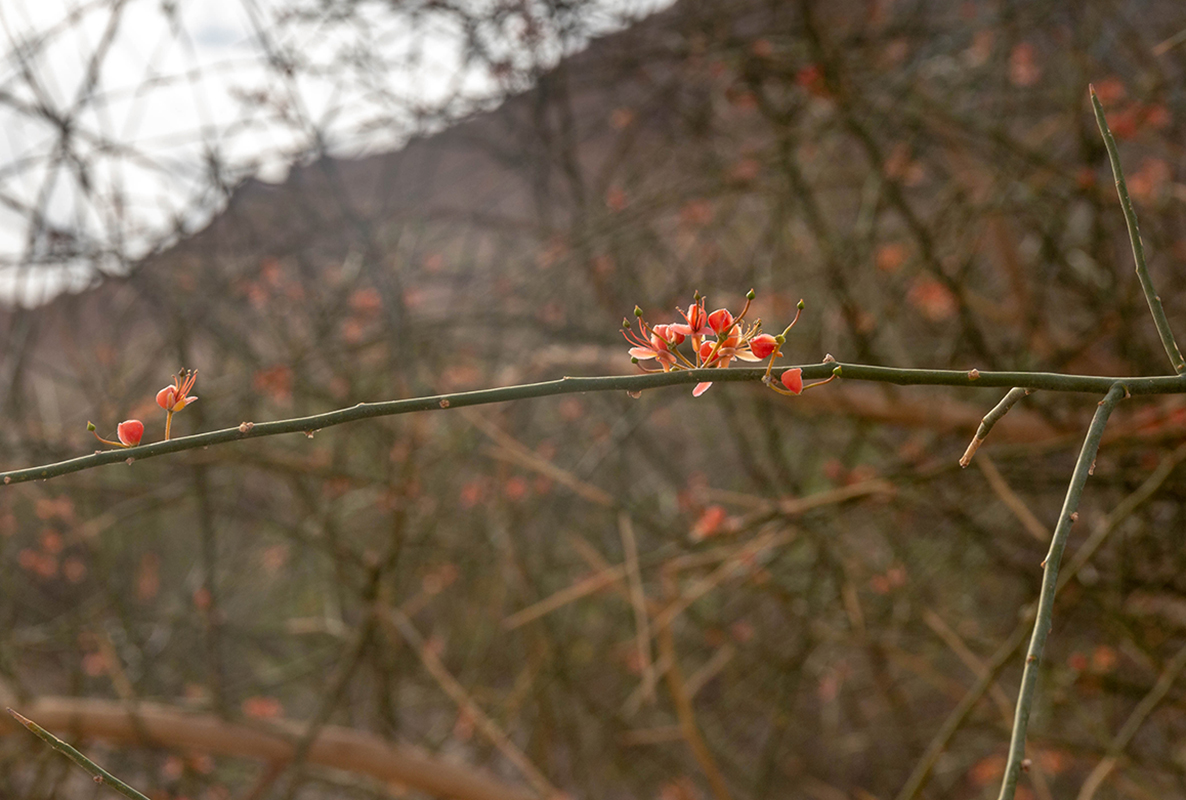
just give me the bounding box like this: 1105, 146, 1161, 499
780, 368, 803, 395
749, 334, 778, 360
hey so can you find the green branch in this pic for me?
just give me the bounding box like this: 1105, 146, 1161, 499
996, 383, 1127, 800
1090, 86, 1186, 374
7, 708, 151, 800
4, 364, 1185, 486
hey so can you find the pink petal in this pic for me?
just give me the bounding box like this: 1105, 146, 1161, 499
692, 381, 713, 397
628, 347, 656, 360
734, 350, 762, 361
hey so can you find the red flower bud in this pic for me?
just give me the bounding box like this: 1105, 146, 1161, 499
781, 368, 803, 395
652, 323, 685, 345
699, 340, 718, 364
707, 308, 733, 334
749, 334, 778, 360
117, 420, 144, 447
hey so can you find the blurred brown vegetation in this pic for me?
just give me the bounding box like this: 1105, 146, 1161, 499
4, 0, 1186, 798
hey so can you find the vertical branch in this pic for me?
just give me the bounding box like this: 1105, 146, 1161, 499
1090, 86, 1186, 374
658, 570, 734, 800
997, 383, 1127, 800
617, 513, 655, 706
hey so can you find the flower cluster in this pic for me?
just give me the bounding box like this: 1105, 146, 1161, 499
623, 290, 808, 397
88, 369, 199, 449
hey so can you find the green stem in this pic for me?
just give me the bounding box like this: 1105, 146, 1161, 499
7, 708, 152, 800
960, 387, 1031, 467
996, 383, 1127, 800
1090, 86, 1186, 374
5, 364, 1185, 486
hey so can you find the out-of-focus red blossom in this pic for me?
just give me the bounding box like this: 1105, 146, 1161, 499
605, 186, 628, 211
242, 696, 284, 719
503, 476, 529, 501
1008, 42, 1040, 87
348, 287, 382, 314
908, 277, 958, 321
795, 63, 828, 98
459, 479, 486, 508
116, 420, 144, 446
254, 365, 293, 403
691, 505, 729, 541
969, 754, 1006, 787
1091, 645, 1118, 673
63, 557, 87, 583
781, 368, 803, 394
1093, 77, 1126, 105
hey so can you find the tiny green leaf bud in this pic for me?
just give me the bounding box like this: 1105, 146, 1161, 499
634, 306, 643, 318
86, 421, 96, 431
797, 299, 805, 310
746, 288, 756, 300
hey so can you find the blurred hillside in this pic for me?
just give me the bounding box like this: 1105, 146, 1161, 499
5, 1, 1186, 799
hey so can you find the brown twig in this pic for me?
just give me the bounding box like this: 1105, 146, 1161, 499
378, 607, 558, 798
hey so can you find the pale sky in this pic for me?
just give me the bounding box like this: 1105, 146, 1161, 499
0, 0, 670, 304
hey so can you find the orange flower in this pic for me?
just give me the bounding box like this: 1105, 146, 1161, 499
157, 369, 198, 412
157, 369, 198, 441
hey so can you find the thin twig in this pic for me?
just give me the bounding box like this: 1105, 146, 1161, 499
658, 573, 734, 800
1075, 643, 1186, 800
377, 607, 558, 798
502, 563, 628, 630
920, 609, 1014, 723
618, 513, 656, 706
997, 383, 1127, 800
1090, 85, 1186, 374
7, 708, 152, 800
651, 530, 793, 634
976, 454, 1050, 542
961, 387, 1032, 467
6, 364, 1186, 485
